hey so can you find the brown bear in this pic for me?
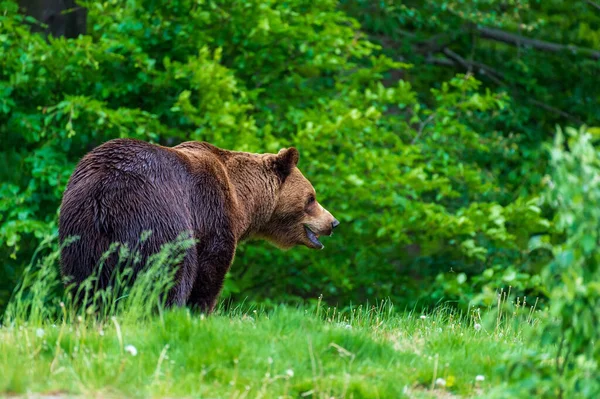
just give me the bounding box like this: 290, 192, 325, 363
58, 138, 339, 312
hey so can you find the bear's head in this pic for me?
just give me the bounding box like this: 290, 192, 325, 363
260, 148, 339, 250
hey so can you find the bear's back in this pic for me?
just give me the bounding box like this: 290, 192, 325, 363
67, 138, 187, 187
59, 138, 199, 285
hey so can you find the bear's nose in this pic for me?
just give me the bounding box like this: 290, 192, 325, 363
332, 219, 340, 229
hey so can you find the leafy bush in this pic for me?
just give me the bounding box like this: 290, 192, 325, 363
502, 127, 600, 398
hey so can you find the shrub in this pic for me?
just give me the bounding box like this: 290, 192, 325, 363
502, 126, 600, 398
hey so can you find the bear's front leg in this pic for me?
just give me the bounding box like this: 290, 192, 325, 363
187, 235, 236, 313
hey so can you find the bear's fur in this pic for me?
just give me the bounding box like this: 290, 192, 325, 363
58, 138, 338, 312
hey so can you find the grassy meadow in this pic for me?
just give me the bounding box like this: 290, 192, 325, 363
0, 290, 542, 398
1, 305, 542, 399
0, 238, 544, 398
0, 239, 545, 399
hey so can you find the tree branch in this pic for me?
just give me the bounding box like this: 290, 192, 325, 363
586, 0, 600, 12
476, 26, 600, 60
388, 25, 600, 60
526, 98, 584, 124
441, 48, 506, 86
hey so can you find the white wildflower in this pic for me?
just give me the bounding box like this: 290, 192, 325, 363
476, 375, 485, 382
474, 323, 481, 331
420, 315, 427, 320
36, 328, 45, 338
286, 369, 294, 377
435, 378, 446, 387
124, 344, 138, 356
344, 324, 352, 329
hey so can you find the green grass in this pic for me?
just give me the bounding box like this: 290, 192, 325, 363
0, 238, 543, 398
0, 302, 541, 398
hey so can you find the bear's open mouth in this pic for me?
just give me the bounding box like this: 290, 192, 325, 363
304, 225, 324, 249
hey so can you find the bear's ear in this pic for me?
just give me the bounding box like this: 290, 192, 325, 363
273, 147, 299, 182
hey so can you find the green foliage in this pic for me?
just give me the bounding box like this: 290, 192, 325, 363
342, 0, 600, 197
502, 127, 600, 398
1, 0, 590, 312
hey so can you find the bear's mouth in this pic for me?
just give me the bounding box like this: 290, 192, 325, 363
304, 225, 324, 250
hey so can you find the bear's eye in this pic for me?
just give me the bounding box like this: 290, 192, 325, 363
306, 195, 316, 206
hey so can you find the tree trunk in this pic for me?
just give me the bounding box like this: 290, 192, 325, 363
18, 0, 87, 38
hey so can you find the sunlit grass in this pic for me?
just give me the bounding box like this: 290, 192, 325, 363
0, 238, 543, 398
